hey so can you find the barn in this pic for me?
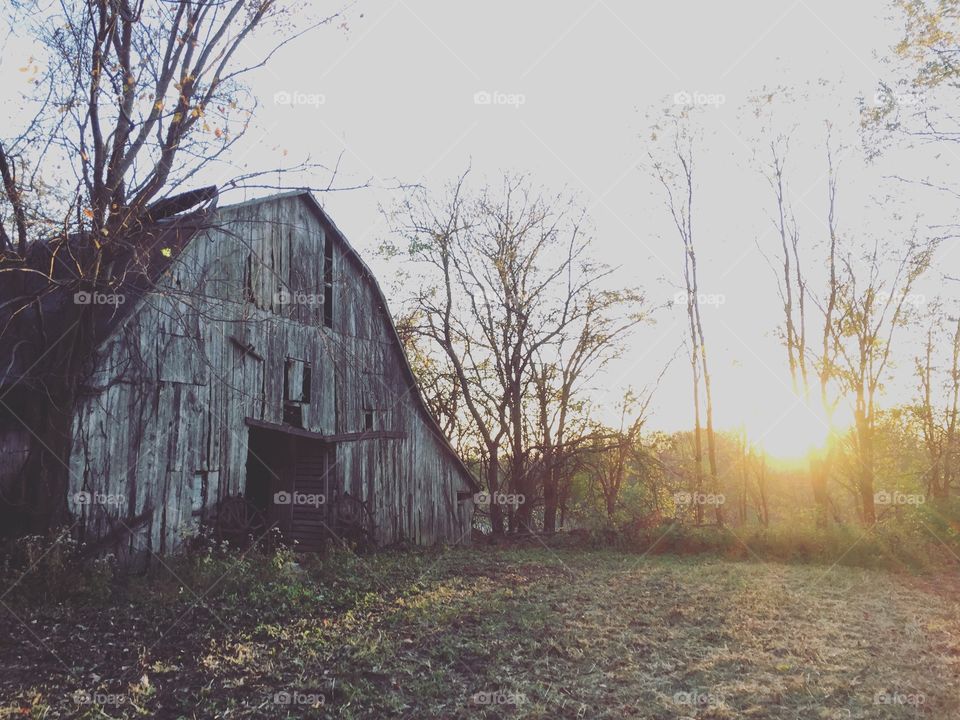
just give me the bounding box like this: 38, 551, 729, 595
0, 190, 477, 557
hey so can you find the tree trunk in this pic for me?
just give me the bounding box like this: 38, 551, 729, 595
486, 447, 504, 535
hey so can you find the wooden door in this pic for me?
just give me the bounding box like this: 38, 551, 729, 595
287, 438, 335, 551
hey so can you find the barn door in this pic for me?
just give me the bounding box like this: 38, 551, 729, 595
287, 438, 335, 552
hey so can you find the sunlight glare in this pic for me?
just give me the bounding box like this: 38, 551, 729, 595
753, 402, 833, 460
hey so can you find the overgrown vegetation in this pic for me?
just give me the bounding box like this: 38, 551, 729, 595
2, 541, 958, 718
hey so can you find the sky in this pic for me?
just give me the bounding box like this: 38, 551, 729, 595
4, 1, 959, 456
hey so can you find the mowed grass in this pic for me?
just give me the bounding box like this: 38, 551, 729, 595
2, 547, 959, 719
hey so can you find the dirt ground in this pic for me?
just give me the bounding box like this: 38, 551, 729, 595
2, 547, 959, 718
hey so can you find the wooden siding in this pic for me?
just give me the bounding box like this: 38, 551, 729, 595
61, 193, 473, 556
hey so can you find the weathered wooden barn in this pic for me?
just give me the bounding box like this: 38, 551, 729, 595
0, 191, 476, 556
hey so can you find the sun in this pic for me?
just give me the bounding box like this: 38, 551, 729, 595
755, 402, 833, 461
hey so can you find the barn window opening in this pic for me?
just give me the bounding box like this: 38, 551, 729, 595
364, 409, 374, 431
284, 358, 311, 428
244, 253, 255, 304
302, 363, 312, 402
323, 233, 333, 328
285, 358, 311, 403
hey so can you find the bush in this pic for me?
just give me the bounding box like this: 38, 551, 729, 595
0, 528, 116, 605
615, 515, 953, 571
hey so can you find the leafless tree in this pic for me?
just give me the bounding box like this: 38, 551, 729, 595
388, 170, 644, 533
650, 113, 723, 526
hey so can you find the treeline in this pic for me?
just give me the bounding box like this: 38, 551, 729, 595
387, 0, 960, 538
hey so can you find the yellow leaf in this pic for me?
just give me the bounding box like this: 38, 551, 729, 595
160, 247, 172, 258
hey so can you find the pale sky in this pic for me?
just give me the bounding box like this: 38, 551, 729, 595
4, 1, 959, 454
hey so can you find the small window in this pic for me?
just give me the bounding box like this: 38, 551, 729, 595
244, 253, 255, 304
323, 234, 334, 328
284, 358, 311, 403
302, 363, 312, 402
364, 410, 374, 431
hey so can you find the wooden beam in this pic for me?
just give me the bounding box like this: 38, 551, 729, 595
229, 335, 264, 362
244, 417, 405, 442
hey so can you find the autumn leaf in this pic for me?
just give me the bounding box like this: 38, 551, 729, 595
82, 208, 94, 219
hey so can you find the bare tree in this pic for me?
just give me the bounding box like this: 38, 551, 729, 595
528, 287, 646, 531
755, 128, 843, 527
650, 114, 723, 526
388, 170, 645, 533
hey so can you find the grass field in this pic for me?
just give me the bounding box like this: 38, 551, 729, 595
2, 545, 959, 718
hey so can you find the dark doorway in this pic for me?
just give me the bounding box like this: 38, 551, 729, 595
244, 425, 337, 552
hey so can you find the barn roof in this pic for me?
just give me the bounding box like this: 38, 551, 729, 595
0, 210, 206, 391
0, 190, 479, 493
